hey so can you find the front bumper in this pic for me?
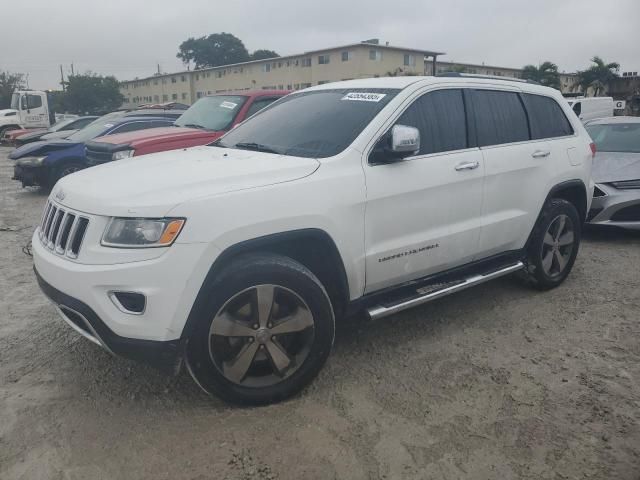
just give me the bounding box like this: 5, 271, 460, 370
587, 183, 640, 230
35, 268, 182, 372
13, 164, 47, 187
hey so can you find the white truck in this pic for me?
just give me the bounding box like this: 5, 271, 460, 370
0, 90, 53, 137
32, 75, 595, 405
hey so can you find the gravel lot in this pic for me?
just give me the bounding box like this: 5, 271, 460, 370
1, 145, 639, 480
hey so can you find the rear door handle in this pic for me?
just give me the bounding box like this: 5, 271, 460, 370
532, 150, 551, 158
455, 161, 480, 171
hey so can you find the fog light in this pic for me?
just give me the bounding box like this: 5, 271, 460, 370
109, 291, 146, 314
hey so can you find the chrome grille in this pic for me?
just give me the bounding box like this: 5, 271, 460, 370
38, 200, 89, 258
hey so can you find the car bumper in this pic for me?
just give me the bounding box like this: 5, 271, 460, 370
32, 228, 216, 368
13, 164, 47, 187
587, 183, 640, 230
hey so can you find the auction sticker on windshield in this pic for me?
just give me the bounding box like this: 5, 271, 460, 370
220, 101, 238, 109
341, 92, 387, 102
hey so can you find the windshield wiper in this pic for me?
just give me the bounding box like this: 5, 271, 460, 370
233, 142, 281, 154
210, 139, 228, 148
182, 123, 207, 130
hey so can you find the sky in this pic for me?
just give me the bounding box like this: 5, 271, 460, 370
1, 0, 637, 90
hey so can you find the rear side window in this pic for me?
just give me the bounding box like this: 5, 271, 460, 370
111, 121, 154, 134
245, 98, 278, 118
470, 90, 529, 147
573, 102, 582, 116
522, 94, 573, 139
395, 89, 467, 155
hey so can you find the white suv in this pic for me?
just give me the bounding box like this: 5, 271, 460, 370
33, 76, 595, 405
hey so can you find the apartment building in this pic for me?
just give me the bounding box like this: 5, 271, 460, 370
120, 41, 442, 106
119, 41, 582, 106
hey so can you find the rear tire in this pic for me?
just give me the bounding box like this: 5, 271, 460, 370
519, 198, 581, 290
49, 162, 85, 188
185, 253, 335, 405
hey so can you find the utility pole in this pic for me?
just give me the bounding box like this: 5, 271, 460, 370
70, 63, 75, 76
60, 65, 66, 91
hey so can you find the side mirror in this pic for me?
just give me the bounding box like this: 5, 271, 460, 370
389, 124, 420, 156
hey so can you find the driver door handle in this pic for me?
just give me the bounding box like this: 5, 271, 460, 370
532, 150, 551, 158
455, 161, 480, 171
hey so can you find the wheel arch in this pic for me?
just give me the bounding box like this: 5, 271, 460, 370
181, 228, 351, 339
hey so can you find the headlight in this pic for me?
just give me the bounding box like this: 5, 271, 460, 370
17, 156, 46, 167
102, 218, 185, 248
112, 149, 135, 161
610, 179, 640, 190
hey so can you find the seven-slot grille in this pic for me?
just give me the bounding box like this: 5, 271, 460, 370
38, 200, 89, 258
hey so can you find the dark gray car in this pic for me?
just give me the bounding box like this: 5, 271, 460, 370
586, 116, 640, 230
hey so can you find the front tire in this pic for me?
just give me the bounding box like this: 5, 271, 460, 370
519, 198, 581, 290
185, 253, 335, 405
48, 162, 85, 188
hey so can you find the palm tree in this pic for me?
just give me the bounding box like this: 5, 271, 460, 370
578, 56, 620, 96
521, 62, 561, 89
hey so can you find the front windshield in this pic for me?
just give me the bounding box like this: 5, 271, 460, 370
217, 88, 399, 158
50, 118, 77, 132
587, 123, 640, 153
66, 113, 124, 142
174, 95, 248, 131
10, 93, 19, 110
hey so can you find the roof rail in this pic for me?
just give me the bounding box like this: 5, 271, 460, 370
436, 72, 540, 85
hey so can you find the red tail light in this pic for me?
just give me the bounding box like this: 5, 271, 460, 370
589, 142, 597, 157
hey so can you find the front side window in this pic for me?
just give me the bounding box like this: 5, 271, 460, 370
67, 113, 126, 142
586, 123, 640, 153
217, 88, 399, 158
10, 93, 20, 109
394, 89, 468, 157
522, 93, 573, 139
174, 95, 248, 131
572, 102, 582, 116
470, 90, 529, 147
403, 54, 415, 67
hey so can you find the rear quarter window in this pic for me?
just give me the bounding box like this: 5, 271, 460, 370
522, 94, 574, 139
469, 90, 529, 147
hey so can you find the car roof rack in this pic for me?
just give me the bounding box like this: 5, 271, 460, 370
436, 72, 540, 85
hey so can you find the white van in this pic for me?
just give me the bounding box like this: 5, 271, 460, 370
567, 97, 614, 123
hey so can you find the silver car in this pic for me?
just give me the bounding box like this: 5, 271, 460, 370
585, 117, 640, 230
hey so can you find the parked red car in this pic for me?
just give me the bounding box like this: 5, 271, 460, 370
85, 90, 289, 164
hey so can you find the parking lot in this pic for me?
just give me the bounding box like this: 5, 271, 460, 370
0, 145, 639, 479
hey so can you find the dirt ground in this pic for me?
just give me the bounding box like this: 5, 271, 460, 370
0, 146, 639, 480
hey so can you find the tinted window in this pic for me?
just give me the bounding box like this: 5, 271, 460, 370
522, 94, 573, 139
470, 90, 529, 147
69, 117, 96, 130
245, 98, 278, 118
66, 114, 126, 142
218, 89, 399, 158
394, 89, 467, 156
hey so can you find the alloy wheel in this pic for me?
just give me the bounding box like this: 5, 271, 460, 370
208, 284, 315, 387
541, 214, 575, 277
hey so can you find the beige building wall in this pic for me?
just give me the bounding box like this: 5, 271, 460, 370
120, 44, 431, 107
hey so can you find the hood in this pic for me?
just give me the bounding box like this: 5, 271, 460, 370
592, 151, 640, 183
14, 129, 48, 141
0, 109, 17, 116
9, 139, 76, 159
53, 146, 320, 216
91, 126, 214, 149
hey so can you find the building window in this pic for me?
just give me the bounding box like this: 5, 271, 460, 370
181, 75, 186, 82
172, 94, 178, 100
195, 74, 199, 80
182, 93, 188, 100
301, 58, 311, 67
300, 82, 312, 88
262, 63, 271, 72
369, 50, 382, 61
403, 54, 415, 67
123, 98, 130, 103
318, 54, 330, 65
171, 77, 177, 83
286, 84, 292, 90
153, 80, 158, 86
341, 51, 351, 62
317, 80, 330, 85
162, 94, 168, 101
154, 95, 159, 102
196, 92, 204, 99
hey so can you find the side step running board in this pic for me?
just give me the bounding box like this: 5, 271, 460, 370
367, 261, 524, 320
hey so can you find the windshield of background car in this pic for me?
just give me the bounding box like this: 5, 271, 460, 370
50, 118, 77, 132
174, 95, 248, 131
216, 88, 400, 158
586, 123, 640, 153
10, 93, 19, 110
66, 114, 124, 142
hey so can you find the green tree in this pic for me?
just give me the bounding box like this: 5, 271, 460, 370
62, 73, 124, 114
177, 33, 250, 69
0, 71, 25, 109
521, 62, 561, 89
578, 56, 620, 96
251, 49, 279, 60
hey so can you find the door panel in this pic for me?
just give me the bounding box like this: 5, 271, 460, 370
363, 88, 484, 293
21, 93, 49, 129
